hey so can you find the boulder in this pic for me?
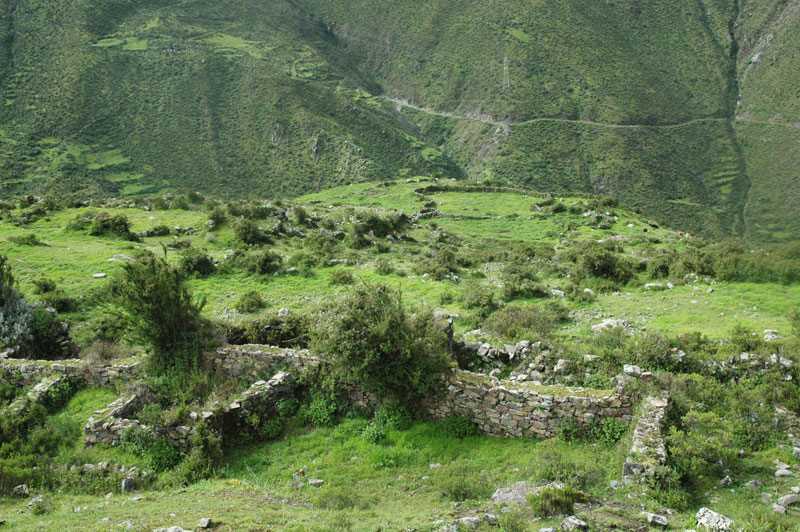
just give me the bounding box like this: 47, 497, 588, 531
695, 507, 733, 531
491, 481, 533, 505
198, 518, 212, 529
121, 478, 136, 493
777, 494, 798, 507
457, 517, 481, 529
12, 484, 29, 497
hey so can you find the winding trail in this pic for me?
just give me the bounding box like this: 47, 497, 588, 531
388, 96, 800, 131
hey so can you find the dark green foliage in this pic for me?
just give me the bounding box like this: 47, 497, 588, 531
485, 303, 567, 342
374, 257, 394, 276
32, 278, 56, 294
373, 403, 412, 431
0, 257, 75, 359
232, 250, 283, 276
297, 391, 339, 428
227, 310, 311, 348
558, 417, 627, 447
113, 252, 206, 371
121, 427, 183, 473
178, 248, 216, 277
527, 485, 588, 517
438, 414, 480, 439
234, 219, 273, 246
360, 421, 387, 444
460, 281, 498, 319
665, 411, 737, 484
351, 210, 408, 239
329, 267, 355, 285
500, 259, 546, 301
208, 207, 227, 228
312, 282, 450, 408
569, 241, 634, 284
234, 291, 267, 313
71, 211, 138, 241
790, 308, 800, 337
276, 398, 300, 419
8, 233, 44, 246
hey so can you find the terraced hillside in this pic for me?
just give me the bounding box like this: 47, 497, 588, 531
1, 0, 799, 241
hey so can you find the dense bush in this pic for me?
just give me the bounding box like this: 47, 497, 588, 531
234, 219, 273, 245
665, 411, 738, 484
234, 291, 267, 313
484, 303, 567, 342
571, 241, 634, 284
231, 249, 283, 275
8, 233, 44, 246
225, 310, 311, 348
0, 257, 75, 359
312, 282, 450, 408
68, 211, 138, 241
297, 391, 339, 427
113, 252, 206, 370
178, 248, 216, 277
350, 210, 408, 238
460, 281, 498, 319
527, 485, 588, 517
121, 427, 183, 472
329, 267, 355, 285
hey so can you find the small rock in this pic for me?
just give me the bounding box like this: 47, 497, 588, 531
776, 469, 794, 477
308, 479, 324, 487
12, 484, 29, 497
560, 516, 588, 531
198, 517, 212, 529
457, 517, 481, 529
121, 478, 136, 492
645, 513, 668, 527
772, 503, 786, 514
777, 494, 798, 507
429, 463, 442, 470
623, 364, 642, 377
492, 481, 533, 504
92, 273, 107, 278
744, 480, 760, 488
719, 475, 732, 487
118, 521, 135, 530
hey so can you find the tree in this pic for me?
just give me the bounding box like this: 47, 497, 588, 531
114, 252, 206, 370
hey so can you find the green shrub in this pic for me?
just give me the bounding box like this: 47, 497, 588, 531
329, 267, 355, 285
527, 485, 588, 517
497, 508, 528, 532
178, 248, 216, 277
312, 282, 450, 408
572, 241, 633, 283
235, 310, 311, 348
8, 233, 44, 246
297, 391, 338, 427
38, 289, 76, 313
276, 398, 300, 418
461, 281, 498, 319
208, 206, 226, 228
665, 411, 738, 484
373, 403, 412, 430
113, 252, 206, 371
360, 421, 387, 444
234, 291, 267, 313
434, 463, 492, 501
485, 303, 567, 342
374, 258, 394, 276
32, 278, 57, 294
439, 414, 480, 438
121, 427, 183, 472
234, 249, 283, 275
234, 219, 272, 245
73, 211, 139, 241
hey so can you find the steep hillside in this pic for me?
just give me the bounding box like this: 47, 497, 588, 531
0, 0, 798, 242
0, 0, 459, 198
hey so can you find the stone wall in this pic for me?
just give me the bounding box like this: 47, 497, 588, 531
622, 394, 669, 482
3, 374, 70, 418
0, 356, 144, 387
210, 346, 321, 380
424, 370, 633, 439
84, 373, 295, 449
213, 346, 634, 439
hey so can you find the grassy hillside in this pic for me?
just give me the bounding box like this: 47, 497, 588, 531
0, 182, 799, 530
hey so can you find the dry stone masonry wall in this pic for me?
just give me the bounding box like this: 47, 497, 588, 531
622, 394, 669, 482
213, 346, 635, 439
0, 355, 144, 387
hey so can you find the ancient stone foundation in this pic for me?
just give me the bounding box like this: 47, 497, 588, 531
622, 394, 669, 482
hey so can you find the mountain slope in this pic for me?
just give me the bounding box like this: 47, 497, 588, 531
0, 0, 798, 241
